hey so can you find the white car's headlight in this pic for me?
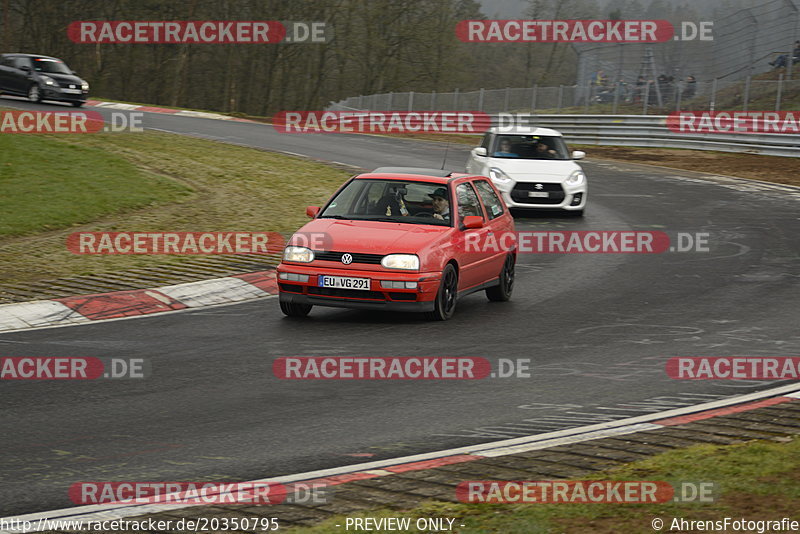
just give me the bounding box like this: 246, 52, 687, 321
488, 167, 513, 184
565, 170, 586, 186
283, 246, 314, 263
381, 254, 419, 270
81, 82, 89, 91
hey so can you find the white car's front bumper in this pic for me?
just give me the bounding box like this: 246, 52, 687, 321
495, 180, 587, 211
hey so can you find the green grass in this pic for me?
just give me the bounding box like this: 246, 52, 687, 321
0, 135, 190, 236
0, 130, 350, 283
284, 437, 800, 533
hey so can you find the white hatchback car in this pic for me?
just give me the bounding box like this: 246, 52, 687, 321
465, 126, 587, 215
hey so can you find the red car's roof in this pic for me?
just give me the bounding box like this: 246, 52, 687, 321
355, 172, 470, 183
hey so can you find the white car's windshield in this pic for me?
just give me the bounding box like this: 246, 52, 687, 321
492, 135, 571, 160
320, 179, 452, 226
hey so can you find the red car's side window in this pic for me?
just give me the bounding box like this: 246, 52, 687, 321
473, 180, 505, 220
455, 182, 484, 223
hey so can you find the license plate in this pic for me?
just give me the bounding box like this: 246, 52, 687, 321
62, 89, 82, 94
318, 275, 370, 290
528, 191, 549, 198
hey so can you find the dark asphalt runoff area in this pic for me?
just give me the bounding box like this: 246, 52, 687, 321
1, 96, 799, 515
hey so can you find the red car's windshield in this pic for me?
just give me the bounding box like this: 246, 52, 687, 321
320, 179, 452, 226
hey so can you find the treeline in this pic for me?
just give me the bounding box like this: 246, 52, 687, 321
1, 0, 591, 114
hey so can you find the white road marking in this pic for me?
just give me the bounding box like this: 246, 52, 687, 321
2, 383, 797, 531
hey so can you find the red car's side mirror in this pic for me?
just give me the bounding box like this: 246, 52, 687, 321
306, 206, 320, 218
462, 216, 484, 229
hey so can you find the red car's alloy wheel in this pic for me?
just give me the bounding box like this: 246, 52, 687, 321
486, 253, 515, 302
425, 264, 458, 321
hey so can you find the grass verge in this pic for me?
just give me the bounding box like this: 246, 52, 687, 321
0, 130, 350, 284
285, 437, 800, 533
0, 134, 190, 236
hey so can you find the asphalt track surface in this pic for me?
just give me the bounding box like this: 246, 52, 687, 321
1, 97, 799, 515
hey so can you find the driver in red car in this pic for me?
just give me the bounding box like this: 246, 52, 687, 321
429, 187, 450, 221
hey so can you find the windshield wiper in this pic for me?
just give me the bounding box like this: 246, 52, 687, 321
361, 217, 405, 223
351, 217, 441, 225
322, 215, 443, 225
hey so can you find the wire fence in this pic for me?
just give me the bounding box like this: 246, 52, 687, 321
573, 0, 800, 88
330, 0, 800, 115
328, 77, 800, 114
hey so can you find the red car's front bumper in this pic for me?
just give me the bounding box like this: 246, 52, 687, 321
277, 264, 441, 313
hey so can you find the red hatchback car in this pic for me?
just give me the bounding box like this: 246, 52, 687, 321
277, 167, 516, 320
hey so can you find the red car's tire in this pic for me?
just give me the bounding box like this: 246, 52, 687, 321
486, 253, 515, 302
280, 300, 312, 318
424, 264, 458, 321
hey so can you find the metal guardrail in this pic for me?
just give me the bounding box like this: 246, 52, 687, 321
528, 114, 800, 158
322, 107, 800, 157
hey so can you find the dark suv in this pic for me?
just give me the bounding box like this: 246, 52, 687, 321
0, 54, 89, 107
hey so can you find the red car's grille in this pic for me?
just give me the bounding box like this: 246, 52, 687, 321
313, 251, 384, 265
308, 286, 384, 299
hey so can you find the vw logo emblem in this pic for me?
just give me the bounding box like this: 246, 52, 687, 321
341, 253, 353, 265
534, 183, 544, 190
70, 85, 75, 89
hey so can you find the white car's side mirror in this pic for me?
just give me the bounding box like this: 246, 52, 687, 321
473, 147, 487, 157
572, 150, 586, 160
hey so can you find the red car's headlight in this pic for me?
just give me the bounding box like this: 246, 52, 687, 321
283, 246, 314, 263
381, 254, 419, 270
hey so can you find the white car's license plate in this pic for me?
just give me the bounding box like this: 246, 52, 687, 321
318, 275, 370, 290
528, 191, 549, 198
62, 89, 82, 94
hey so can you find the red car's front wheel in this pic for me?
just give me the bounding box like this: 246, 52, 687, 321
280, 300, 313, 318
424, 264, 458, 321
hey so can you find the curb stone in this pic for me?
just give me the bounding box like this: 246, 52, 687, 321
0, 271, 277, 332
3, 391, 799, 532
